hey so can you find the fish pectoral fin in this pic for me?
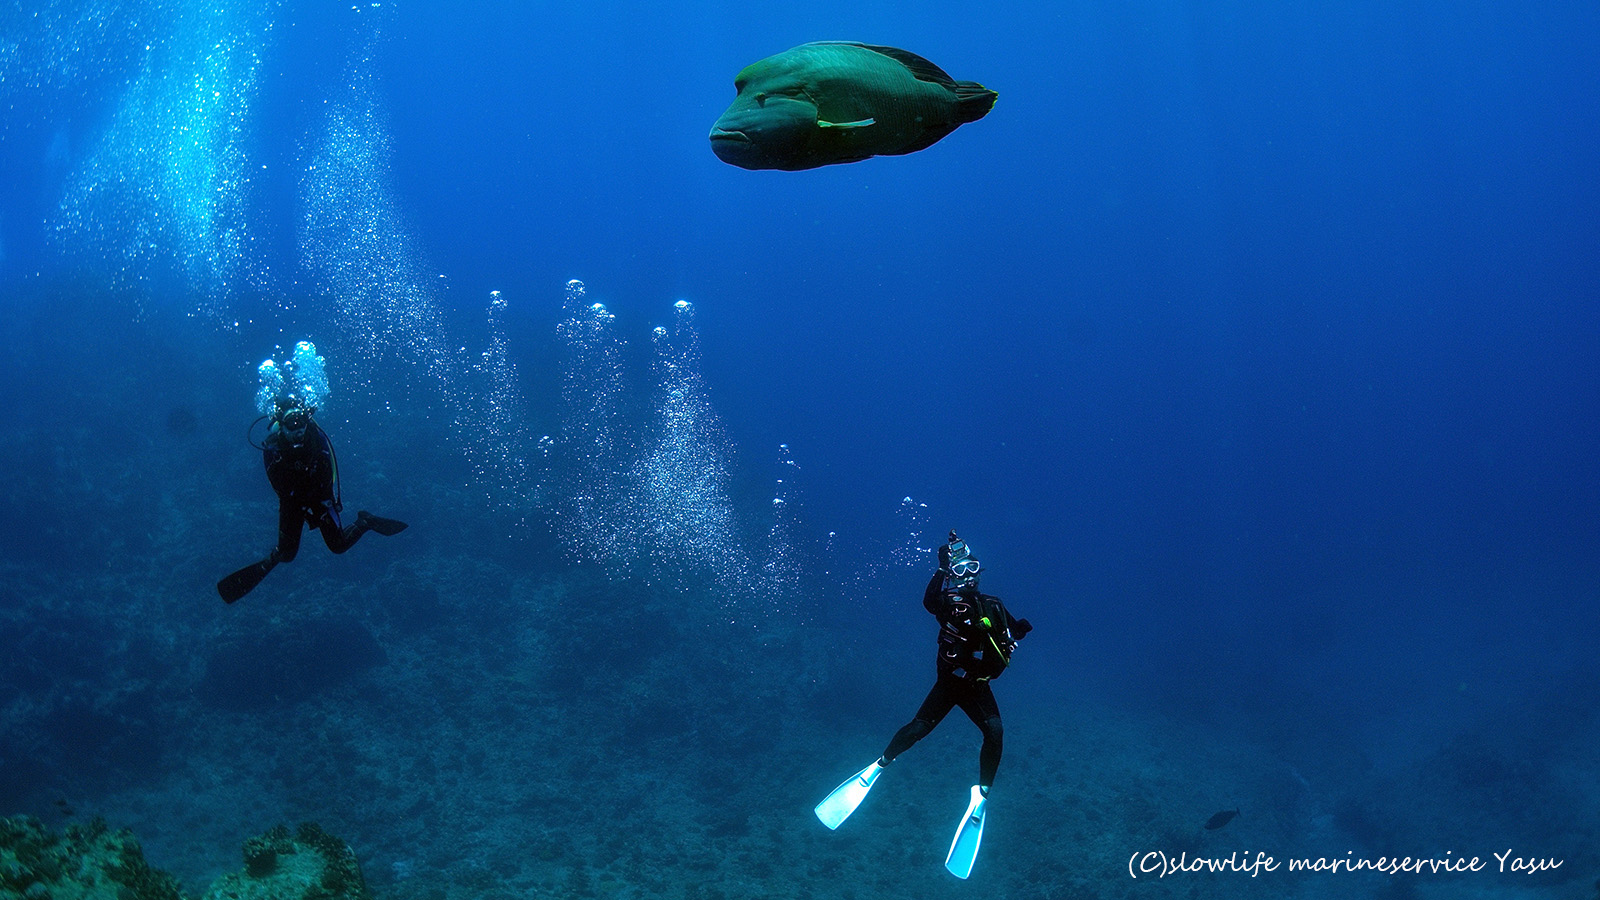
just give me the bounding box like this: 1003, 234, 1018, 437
818, 117, 875, 129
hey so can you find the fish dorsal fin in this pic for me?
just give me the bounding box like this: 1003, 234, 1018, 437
819, 117, 875, 129
854, 43, 958, 87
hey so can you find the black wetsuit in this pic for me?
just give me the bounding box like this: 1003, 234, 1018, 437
882, 571, 1030, 789
218, 415, 407, 603
263, 421, 367, 561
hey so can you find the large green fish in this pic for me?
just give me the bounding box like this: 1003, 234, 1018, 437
710, 42, 997, 171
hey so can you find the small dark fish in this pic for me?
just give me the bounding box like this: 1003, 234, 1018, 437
166, 405, 199, 436
710, 42, 997, 170
1204, 808, 1240, 830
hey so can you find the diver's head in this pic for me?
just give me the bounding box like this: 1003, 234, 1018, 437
947, 557, 982, 594
274, 398, 314, 442
941, 531, 982, 593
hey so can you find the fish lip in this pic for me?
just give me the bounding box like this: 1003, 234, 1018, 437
709, 128, 751, 143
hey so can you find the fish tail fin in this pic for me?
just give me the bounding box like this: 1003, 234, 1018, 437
952, 82, 998, 123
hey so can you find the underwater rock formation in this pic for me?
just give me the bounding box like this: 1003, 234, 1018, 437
0, 817, 371, 900
0, 815, 183, 900
201, 823, 372, 900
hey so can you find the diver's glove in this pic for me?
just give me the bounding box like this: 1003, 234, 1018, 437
1012, 618, 1033, 638
937, 529, 964, 571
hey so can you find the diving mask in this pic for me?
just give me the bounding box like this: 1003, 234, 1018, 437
943, 531, 981, 589
275, 403, 313, 441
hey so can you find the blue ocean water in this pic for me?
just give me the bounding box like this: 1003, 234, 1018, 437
1, 0, 1597, 898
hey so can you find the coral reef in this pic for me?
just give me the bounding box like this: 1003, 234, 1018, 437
201, 823, 372, 900
0, 817, 372, 900
0, 815, 182, 900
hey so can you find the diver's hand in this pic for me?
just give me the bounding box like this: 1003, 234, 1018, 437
1012, 618, 1033, 638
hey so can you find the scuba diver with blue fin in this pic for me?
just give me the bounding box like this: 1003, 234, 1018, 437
814, 531, 1031, 879
216, 342, 407, 604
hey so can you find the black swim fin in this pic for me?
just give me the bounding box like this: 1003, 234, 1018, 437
358, 511, 408, 536
217, 557, 277, 604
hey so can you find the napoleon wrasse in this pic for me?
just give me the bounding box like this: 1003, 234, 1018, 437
710, 42, 997, 171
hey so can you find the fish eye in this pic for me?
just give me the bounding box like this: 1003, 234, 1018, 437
754, 91, 767, 106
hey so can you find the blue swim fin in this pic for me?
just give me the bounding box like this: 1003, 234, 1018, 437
944, 785, 987, 879
814, 759, 884, 830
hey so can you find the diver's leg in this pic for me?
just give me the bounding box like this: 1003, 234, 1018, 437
218, 501, 299, 602
322, 508, 407, 553
319, 505, 365, 554
956, 681, 1003, 790
882, 673, 959, 764
275, 499, 305, 562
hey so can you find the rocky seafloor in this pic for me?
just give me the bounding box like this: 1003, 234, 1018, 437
5, 520, 1599, 900
2, 313, 1597, 900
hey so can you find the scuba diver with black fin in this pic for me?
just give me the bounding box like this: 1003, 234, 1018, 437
814, 530, 1031, 879
217, 343, 408, 604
